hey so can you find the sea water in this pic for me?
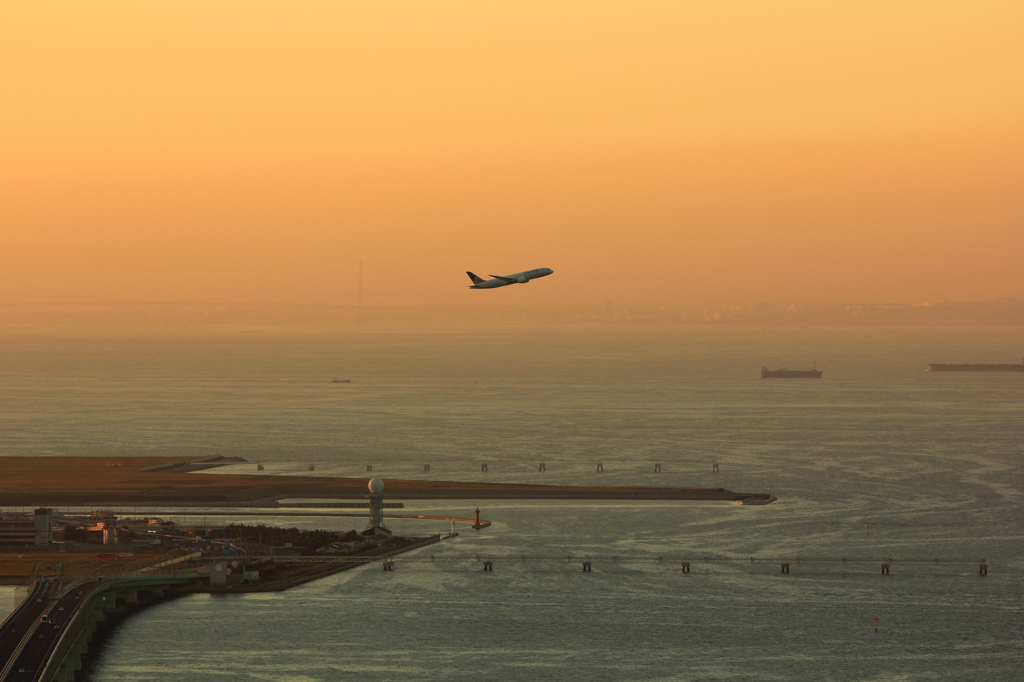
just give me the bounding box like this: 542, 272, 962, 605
1, 323, 1021, 680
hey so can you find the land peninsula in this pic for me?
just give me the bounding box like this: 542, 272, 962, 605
0, 456, 776, 506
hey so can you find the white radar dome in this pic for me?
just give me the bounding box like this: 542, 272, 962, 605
368, 477, 385, 493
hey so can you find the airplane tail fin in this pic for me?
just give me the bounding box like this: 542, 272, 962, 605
466, 271, 485, 285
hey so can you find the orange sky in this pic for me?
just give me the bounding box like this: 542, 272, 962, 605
1, 1, 1022, 308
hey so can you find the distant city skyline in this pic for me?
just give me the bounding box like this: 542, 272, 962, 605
2, 299, 1022, 328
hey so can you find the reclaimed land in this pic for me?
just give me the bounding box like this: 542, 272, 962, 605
0, 456, 775, 506
0, 550, 192, 584
184, 535, 442, 593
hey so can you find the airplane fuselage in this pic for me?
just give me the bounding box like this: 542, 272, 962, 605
467, 268, 553, 289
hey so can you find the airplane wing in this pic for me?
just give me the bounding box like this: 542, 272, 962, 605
489, 275, 519, 283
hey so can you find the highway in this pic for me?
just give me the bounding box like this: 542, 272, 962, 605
0, 581, 58, 673
2, 579, 101, 682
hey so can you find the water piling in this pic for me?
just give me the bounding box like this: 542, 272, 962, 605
251, 554, 989, 577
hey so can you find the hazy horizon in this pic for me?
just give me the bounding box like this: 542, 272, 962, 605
2, 2, 1023, 310
1, 298, 1023, 330
1, 7, 1022, 679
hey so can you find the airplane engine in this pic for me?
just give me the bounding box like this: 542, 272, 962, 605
517, 276, 528, 283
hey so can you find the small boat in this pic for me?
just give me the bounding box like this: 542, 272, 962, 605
331, 379, 351, 383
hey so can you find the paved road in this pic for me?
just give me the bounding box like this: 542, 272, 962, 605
0, 581, 58, 673
3, 579, 102, 682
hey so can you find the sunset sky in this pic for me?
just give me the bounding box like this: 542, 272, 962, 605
2, 1, 1022, 309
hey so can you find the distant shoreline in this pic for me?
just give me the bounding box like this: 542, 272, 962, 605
0, 299, 1021, 326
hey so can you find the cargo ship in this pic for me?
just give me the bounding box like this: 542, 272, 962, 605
928, 360, 1024, 372
761, 363, 822, 379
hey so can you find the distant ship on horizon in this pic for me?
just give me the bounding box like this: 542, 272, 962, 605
761, 363, 822, 379
928, 359, 1024, 372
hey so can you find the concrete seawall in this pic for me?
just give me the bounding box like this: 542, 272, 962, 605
183, 535, 442, 594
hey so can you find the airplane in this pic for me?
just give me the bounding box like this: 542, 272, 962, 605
466, 268, 553, 289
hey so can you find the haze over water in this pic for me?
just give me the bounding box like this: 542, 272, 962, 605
1, 323, 1022, 680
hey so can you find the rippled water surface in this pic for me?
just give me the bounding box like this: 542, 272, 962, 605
1, 323, 1022, 680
